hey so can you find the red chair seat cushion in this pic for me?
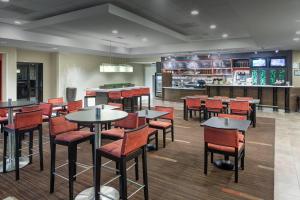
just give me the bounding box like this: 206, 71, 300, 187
55, 131, 93, 143
149, 120, 172, 129
208, 142, 244, 153
99, 139, 122, 158
101, 128, 124, 138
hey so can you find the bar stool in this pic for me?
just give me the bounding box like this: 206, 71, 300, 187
121, 90, 134, 112
39, 103, 53, 123
95, 125, 149, 200
229, 100, 251, 119
58, 100, 82, 115
2, 110, 43, 180
204, 99, 224, 119
131, 88, 142, 111
149, 106, 174, 148
0, 108, 8, 133
49, 116, 95, 200
140, 88, 151, 110
186, 97, 204, 121
139, 116, 159, 150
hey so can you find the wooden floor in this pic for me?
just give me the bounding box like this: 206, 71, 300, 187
0, 111, 274, 200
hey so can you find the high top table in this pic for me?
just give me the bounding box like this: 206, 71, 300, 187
66, 109, 128, 200
0, 100, 37, 173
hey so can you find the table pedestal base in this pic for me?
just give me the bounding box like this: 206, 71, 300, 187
75, 186, 119, 200
0, 157, 30, 173
213, 159, 234, 171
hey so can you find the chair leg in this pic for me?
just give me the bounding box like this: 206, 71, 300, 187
139, 96, 142, 110
68, 145, 75, 200
120, 158, 127, 200
15, 133, 20, 180
3, 131, 7, 173
148, 95, 151, 110
211, 152, 214, 163
91, 137, 95, 165
155, 132, 158, 151
135, 157, 139, 181
95, 152, 101, 200
204, 147, 208, 175
73, 145, 77, 181
50, 141, 56, 193
235, 155, 239, 183
163, 129, 166, 148
29, 131, 33, 164
39, 126, 44, 171
142, 147, 149, 200
189, 110, 192, 118
171, 125, 174, 142
116, 162, 120, 175
241, 150, 245, 170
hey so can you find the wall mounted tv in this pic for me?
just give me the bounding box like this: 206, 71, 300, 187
270, 57, 286, 67
251, 58, 267, 67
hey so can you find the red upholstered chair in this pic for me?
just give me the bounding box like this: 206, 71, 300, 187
229, 100, 251, 119
21, 105, 40, 112
108, 91, 123, 103
101, 113, 139, 140
186, 97, 203, 121
108, 102, 123, 110
59, 100, 82, 115
205, 99, 224, 118
48, 97, 66, 115
236, 97, 253, 101
3, 110, 43, 180
49, 116, 94, 200
149, 106, 174, 148
140, 87, 151, 110
86, 90, 96, 97
0, 108, 8, 133
95, 125, 149, 200
139, 116, 159, 150
131, 88, 142, 111
204, 126, 245, 183
121, 90, 134, 112
39, 103, 53, 123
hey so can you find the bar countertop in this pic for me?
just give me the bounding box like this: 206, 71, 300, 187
206, 84, 295, 88
86, 86, 148, 92
163, 87, 206, 90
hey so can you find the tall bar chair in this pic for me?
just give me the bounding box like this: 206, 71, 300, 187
229, 100, 251, 119
2, 110, 43, 180
149, 106, 174, 148
0, 108, 8, 133
48, 97, 66, 116
204, 99, 224, 119
132, 88, 142, 111
58, 100, 82, 115
186, 97, 205, 121
108, 91, 123, 103
95, 125, 149, 200
121, 90, 134, 112
204, 126, 245, 183
140, 87, 151, 110
49, 116, 95, 200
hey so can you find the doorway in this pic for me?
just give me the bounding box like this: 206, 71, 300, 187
17, 62, 43, 102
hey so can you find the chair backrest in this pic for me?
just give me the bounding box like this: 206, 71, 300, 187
230, 100, 250, 111
213, 96, 229, 99
21, 105, 40, 112
86, 90, 96, 97
108, 102, 123, 110
108, 91, 122, 99
205, 99, 223, 109
0, 108, 7, 117
67, 100, 82, 113
186, 98, 201, 108
39, 103, 53, 117
49, 116, 78, 136
15, 110, 43, 130
140, 87, 150, 95
204, 126, 239, 148
115, 113, 138, 129
121, 90, 133, 98
131, 88, 141, 97
121, 125, 149, 156
218, 113, 247, 120
236, 97, 253, 101
138, 116, 146, 127
154, 106, 174, 120
48, 97, 64, 104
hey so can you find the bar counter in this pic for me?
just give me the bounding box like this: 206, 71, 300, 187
163, 85, 300, 112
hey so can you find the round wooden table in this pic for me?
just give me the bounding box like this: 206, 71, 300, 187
66, 109, 128, 200
0, 100, 38, 173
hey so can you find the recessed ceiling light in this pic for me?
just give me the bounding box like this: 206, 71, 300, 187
222, 33, 228, 38
275, 49, 279, 53
296, 31, 300, 35
293, 37, 300, 41
190, 10, 199, 16
1, 0, 10, 2
210, 24, 217, 29
112, 30, 118, 34
254, 51, 258, 54
14, 20, 22, 25
142, 37, 148, 42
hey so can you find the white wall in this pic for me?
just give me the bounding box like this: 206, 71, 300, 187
293, 51, 300, 87
58, 52, 145, 100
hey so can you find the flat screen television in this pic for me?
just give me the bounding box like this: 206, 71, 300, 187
251, 58, 266, 67
270, 58, 286, 67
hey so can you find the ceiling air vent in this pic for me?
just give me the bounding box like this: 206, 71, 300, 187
4, 5, 34, 14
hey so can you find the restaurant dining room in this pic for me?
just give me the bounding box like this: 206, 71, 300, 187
0, 0, 300, 200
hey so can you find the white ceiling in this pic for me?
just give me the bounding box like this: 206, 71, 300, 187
0, 0, 300, 57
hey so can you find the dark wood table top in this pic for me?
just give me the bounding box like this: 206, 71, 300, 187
65, 109, 128, 123
201, 117, 251, 132
0, 100, 37, 108
137, 110, 168, 120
